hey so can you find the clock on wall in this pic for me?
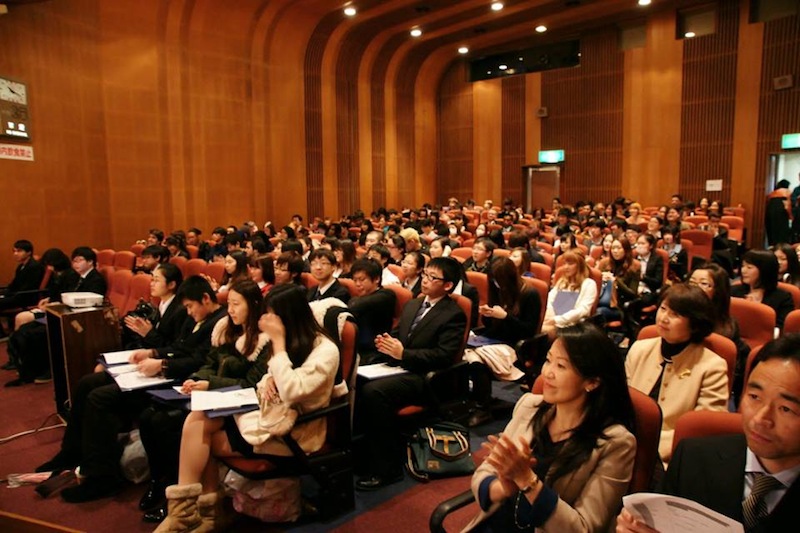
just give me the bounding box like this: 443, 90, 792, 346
0, 76, 30, 141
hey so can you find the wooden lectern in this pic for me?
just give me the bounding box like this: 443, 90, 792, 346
45, 304, 120, 418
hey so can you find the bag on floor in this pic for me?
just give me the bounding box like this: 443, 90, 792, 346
119, 429, 150, 484
406, 421, 475, 482
223, 470, 301, 523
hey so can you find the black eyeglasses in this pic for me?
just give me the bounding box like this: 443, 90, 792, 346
422, 270, 445, 282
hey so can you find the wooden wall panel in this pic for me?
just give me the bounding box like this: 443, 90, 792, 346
543, 30, 624, 204
622, 9, 684, 206
753, 13, 800, 246
472, 80, 503, 205
501, 76, 526, 205
438, 62, 474, 204
679, 0, 739, 206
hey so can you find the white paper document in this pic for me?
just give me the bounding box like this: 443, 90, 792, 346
101, 349, 137, 365
106, 363, 138, 376
623, 493, 743, 533
190, 388, 258, 411
356, 362, 408, 380
113, 372, 173, 391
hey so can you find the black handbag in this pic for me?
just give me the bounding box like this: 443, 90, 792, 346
406, 421, 475, 482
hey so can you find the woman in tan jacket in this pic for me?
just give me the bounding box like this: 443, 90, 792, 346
464, 322, 636, 532
625, 283, 729, 467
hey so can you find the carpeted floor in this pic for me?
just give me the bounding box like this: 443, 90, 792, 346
0, 341, 520, 532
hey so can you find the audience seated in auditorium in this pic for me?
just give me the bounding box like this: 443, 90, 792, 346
273, 251, 304, 286
400, 251, 424, 297
596, 238, 639, 324
355, 257, 466, 491
123, 264, 188, 351
367, 244, 400, 287
772, 242, 800, 288
134, 245, 170, 275
0, 239, 45, 321
247, 254, 274, 296
463, 237, 495, 274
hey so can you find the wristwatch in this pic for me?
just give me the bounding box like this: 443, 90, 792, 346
520, 473, 540, 494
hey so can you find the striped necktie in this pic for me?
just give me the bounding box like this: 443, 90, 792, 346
409, 300, 431, 334
742, 473, 783, 531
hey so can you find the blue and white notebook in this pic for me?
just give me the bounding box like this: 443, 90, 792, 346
553, 290, 580, 316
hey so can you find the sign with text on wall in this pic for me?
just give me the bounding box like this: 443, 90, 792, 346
0, 143, 34, 161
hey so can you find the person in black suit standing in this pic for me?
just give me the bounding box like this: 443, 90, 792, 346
617, 334, 800, 533
355, 257, 467, 490
306, 248, 351, 303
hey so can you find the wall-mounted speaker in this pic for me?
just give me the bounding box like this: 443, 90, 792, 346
773, 75, 794, 91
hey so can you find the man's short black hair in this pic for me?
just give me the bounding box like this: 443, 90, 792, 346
427, 257, 461, 293
188, 227, 202, 236
308, 248, 338, 266
282, 239, 303, 255
13, 239, 33, 254
177, 275, 217, 304
148, 228, 165, 242
369, 244, 391, 261
250, 238, 269, 254
211, 227, 227, 237
350, 258, 382, 282
224, 233, 242, 247
142, 245, 170, 263
71, 246, 96, 265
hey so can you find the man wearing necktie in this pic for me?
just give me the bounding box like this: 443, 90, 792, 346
355, 257, 467, 491
617, 334, 800, 533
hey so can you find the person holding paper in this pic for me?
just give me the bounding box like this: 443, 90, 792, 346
541, 251, 597, 341
464, 256, 541, 427
463, 322, 636, 532
155, 284, 340, 533
617, 334, 800, 533
625, 284, 729, 469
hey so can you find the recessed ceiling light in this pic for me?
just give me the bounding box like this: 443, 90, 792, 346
638, 0, 652, 6
410, 28, 422, 37
535, 25, 547, 33
343, 6, 357, 17
458, 46, 469, 54
491, 2, 504, 12
499, 64, 508, 70
684, 31, 696, 38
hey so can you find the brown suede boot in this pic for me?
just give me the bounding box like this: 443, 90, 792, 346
195, 489, 236, 532
153, 483, 202, 533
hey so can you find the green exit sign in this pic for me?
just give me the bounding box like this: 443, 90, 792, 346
783, 133, 800, 150
539, 150, 565, 163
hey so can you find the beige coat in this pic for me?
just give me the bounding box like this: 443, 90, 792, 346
625, 337, 728, 463
234, 335, 339, 456
464, 394, 636, 532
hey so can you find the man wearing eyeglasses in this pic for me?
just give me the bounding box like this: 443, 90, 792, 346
306, 248, 350, 303
356, 257, 467, 490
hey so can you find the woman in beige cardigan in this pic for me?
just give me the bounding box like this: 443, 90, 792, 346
155, 284, 339, 533
465, 322, 636, 532
625, 283, 729, 467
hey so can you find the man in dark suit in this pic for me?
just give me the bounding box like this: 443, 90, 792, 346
0, 239, 45, 314
306, 248, 351, 303
355, 257, 467, 490
618, 334, 800, 533
67, 246, 107, 296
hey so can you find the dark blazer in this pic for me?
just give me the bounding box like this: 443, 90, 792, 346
307, 279, 351, 304
72, 268, 107, 296
141, 297, 188, 350
349, 288, 396, 361
403, 276, 422, 298
157, 305, 227, 380
6, 258, 45, 294
662, 433, 799, 532
731, 285, 794, 329
481, 287, 541, 343
639, 252, 664, 293
392, 295, 466, 374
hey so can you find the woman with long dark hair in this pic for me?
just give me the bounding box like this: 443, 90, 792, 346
731, 249, 794, 328
772, 242, 800, 287
465, 257, 542, 426
596, 237, 639, 323
155, 284, 339, 532
464, 322, 635, 532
